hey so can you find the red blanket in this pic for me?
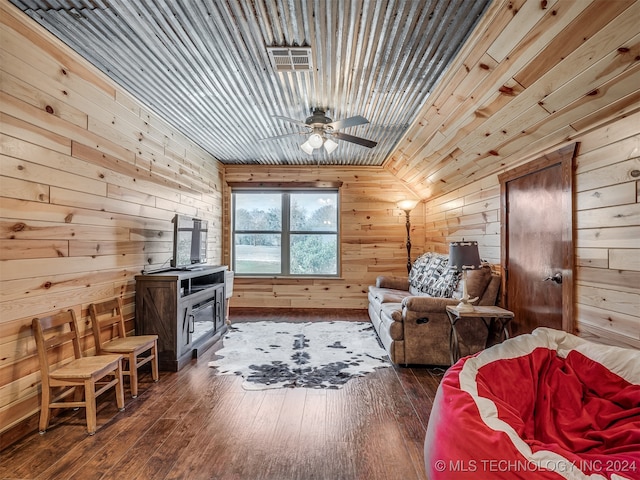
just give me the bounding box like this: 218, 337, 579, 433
425, 328, 640, 480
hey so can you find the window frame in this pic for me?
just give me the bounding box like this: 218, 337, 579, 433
231, 188, 340, 277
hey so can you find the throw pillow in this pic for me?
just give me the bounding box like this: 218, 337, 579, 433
427, 268, 461, 298
409, 252, 433, 293
421, 254, 448, 295
410, 252, 451, 296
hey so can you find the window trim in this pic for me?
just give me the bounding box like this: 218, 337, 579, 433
231, 188, 340, 277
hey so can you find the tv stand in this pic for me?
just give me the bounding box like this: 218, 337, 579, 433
135, 265, 227, 371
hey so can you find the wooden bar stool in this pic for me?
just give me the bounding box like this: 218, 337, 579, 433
89, 298, 159, 398
32, 310, 125, 435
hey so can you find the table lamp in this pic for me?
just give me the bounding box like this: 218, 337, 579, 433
449, 240, 482, 312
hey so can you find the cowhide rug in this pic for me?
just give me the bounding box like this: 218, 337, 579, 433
208, 321, 390, 390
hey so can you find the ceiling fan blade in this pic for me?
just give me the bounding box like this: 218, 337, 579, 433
327, 115, 369, 131
260, 132, 305, 141
333, 131, 377, 148
272, 115, 310, 129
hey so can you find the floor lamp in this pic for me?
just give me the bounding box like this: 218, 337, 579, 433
397, 199, 419, 274
448, 240, 482, 312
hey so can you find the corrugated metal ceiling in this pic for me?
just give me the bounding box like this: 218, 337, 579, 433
9, 0, 491, 165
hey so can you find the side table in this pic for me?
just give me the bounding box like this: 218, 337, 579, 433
445, 305, 515, 364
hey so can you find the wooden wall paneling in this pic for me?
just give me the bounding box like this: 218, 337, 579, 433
1, 279, 118, 321
609, 248, 640, 271
570, 86, 640, 135
576, 138, 640, 178
223, 166, 423, 310
0, 113, 71, 155
385, 0, 639, 201
422, 114, 639, 348
87, 116, 165, 163
450, 65, 640, 190
0, 218, 130, 244
70, 142, 192, 202
487, 0, 561, 62
575, 182, 637, 211
2, 145, 118, 203
573, 109, 640, 157
419, 71, 640, 200
576, 203, 640, 229
578, 284, 639, 319
578, 266, 640, 297
0, 30, 114, 114
423, 182, 501, 263
0, 269, 135, 306
48, 187, 160, 218
457, 2, 605, 152
392, 0, 529, 162
577, 303, 640, 349
577, 225, 640, 249
0, 175, 49, 203
576, 248, 609, 269
0, 198, 172, 238
0, 238, 68, 260
2, 156, 107, 197
0, 5, 116, 97
0, 69, 88, 129
577, 157, 640, 193
0, 6, 224, 439
441, 125, 574, 195
540, 36, 640, 115
394, 0, 586, 166
513, 0, 636, 88
68, 240, 172, 257
1, 92, 132, 166
107, 183, 156, 208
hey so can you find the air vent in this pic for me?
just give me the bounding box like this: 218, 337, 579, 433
267, 47, 313, 72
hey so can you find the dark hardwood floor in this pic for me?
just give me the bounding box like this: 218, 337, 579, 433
0, 309, 444, 480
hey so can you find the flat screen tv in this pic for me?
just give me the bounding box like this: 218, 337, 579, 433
170, 214, 208, 269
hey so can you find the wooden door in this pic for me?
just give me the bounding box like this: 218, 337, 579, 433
499, 144, 577, 335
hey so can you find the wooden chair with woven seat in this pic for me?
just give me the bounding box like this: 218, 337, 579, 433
32, 310, 125, 435
89, 297, 159, 398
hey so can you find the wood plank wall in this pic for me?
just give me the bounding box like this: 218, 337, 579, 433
1, 0, 638, 449
422, 112, 640, 349
223, 166, 425, 310
573, 113, 640, 349
0, 4, 224, 442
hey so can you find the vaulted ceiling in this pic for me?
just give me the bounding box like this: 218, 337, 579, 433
9, 0, 640, 200
9, 0, 491, 167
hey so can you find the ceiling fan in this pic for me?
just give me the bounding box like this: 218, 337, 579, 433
263, 108, 378, 154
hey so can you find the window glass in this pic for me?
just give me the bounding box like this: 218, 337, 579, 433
234, 234, 281, 274
232, 190, 339, 276
234, 193, 281, 231
290, 193, 338, 232
290, 234, 337, 275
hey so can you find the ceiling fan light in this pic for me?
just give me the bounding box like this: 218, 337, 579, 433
324, 138, 338, 154
308, 133, 324, 149
300, 140, 315, 155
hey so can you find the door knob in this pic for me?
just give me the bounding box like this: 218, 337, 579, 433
544, 272, 562, 284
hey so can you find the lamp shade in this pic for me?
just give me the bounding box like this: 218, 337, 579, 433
308, 133, 324, 149
448, 241, 482, 271
397, 199, 419, 211
324, 138, 338, 154
300, 140, 314, 155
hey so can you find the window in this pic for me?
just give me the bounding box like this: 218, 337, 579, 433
232, 190, 339, 276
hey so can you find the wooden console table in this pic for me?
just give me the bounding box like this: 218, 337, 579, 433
445, 305, 515, 364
